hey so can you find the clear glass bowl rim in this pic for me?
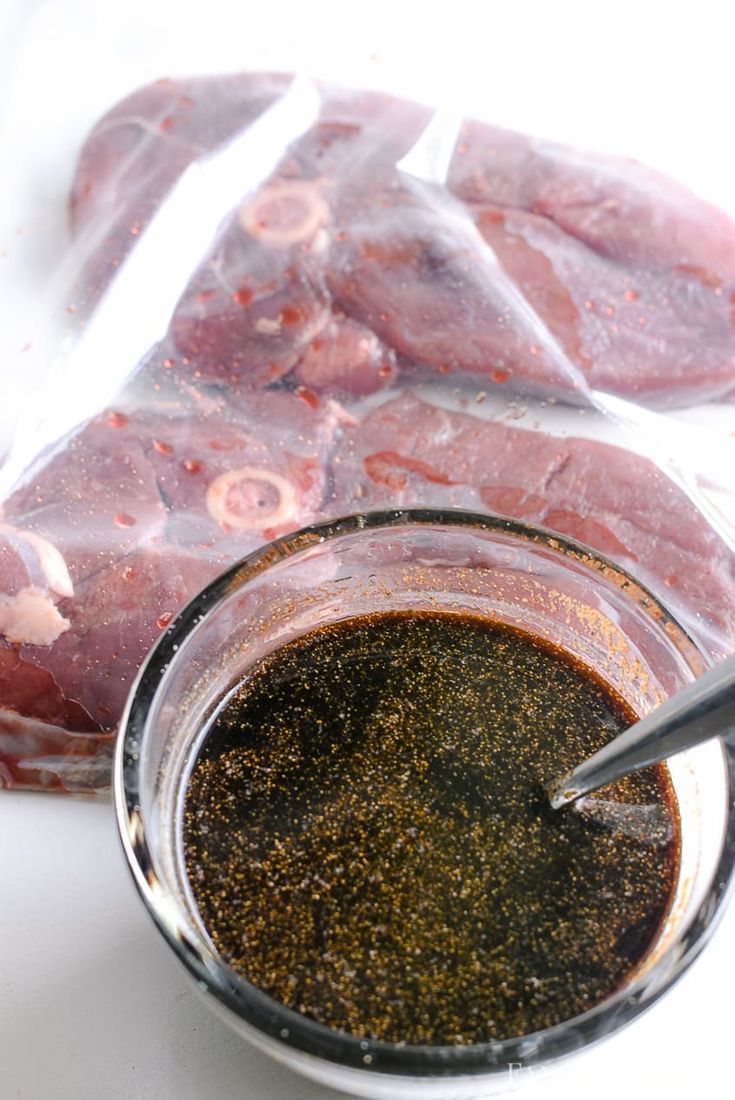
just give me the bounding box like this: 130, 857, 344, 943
114, 507, 735, 1079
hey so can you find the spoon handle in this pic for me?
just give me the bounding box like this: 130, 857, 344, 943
547, 651, 735, 809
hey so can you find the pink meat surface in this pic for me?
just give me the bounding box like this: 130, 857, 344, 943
4, 75, 735, 792
168, 177, 332, 387
330, 393, 735, 643
70, 73, 293, 303
449, 121, 735, 278
69, 74, 735, 405
472, 205, 735, 402
0, 524, 74, 647
294, 315, 398, 397
326, 186, 578, 396
3, 416, 167, 585
135, 387, 350, 554
0, 647, 111, 792
71, 75, 428, 393
0, 386, 348, 791
17, 546, 217, 731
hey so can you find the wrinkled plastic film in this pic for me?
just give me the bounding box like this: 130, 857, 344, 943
2, 73, 735, 793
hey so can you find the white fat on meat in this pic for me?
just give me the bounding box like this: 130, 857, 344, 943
0, 525, 73, 645
0, 587, 70, 646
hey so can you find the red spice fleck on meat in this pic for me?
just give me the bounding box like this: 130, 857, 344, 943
478, 208, 504, 227
153, 439, 173, 456
196, 289, 215, 303
162, 358, 175, 369
232, 286, 253, 307
294, 385, 320, 410
183, 459, 202, 474
156, 611, 173, 629
623, 289, 639, 302
106, 410, 129, 428
490, 368, 511, 383
159, 116, 174, 132
280, 305, 302, 326
113, 512, 137, 528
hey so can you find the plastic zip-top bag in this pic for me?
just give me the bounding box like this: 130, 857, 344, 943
2, 58, 735, 792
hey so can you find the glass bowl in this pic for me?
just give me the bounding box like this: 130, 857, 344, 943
113, 509, 735, 1099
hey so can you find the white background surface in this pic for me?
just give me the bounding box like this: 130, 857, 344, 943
1, 3, 735, 1098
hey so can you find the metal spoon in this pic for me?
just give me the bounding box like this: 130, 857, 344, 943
547, 651, 735, 809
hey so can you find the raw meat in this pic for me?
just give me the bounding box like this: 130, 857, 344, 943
330, 393, 735, 642
0, 384, 349, 791
448, 121, 735, 277
326, 184, 579, 396
471, 204, 735, 403
70, 76, 429, 391
69, 73, 293, 307
0, 525, 73, 646
3, 74, 735, 792
68, 73, 735, 405
17, 546, 217, 733
135, 387, 352, 554
293, 315, 398, 397
3, 416, 167, 585
169, 177, 332, 387
0, 648, 112, 792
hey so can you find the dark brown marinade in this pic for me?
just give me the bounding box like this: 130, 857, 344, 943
182, 610, 680, 1045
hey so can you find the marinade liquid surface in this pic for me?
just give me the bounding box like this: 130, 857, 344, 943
182, 610, 679, 1045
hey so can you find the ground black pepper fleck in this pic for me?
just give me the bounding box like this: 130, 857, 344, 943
182, 610, 680, 1046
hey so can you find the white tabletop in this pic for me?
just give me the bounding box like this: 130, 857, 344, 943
1, 789, 733, 1100
2, 3, 735, 1097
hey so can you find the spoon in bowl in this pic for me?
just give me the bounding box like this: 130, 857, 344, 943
547, 650, 735, 809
